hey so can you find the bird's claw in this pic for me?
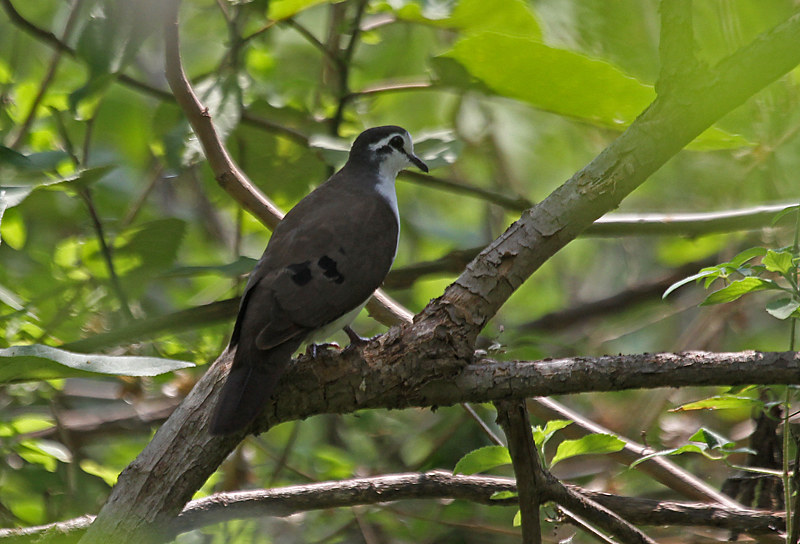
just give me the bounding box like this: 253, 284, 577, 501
305, 342, 341, 359
344, 326, 378, 350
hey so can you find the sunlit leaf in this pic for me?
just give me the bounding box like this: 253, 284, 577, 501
268, 0, 331, 20
550, 434, 625, 467
440, 33, 652, 127
382, 0, 541, 39
671, 395, 763, 412
729, 246, 769, 268
662, 268, 720, 298
531, 419, 572, 448
490, 490, 518, 500
453, 445, 511, 475
81, 459, 119, 486
762, 249, 794, 275
700, 277, 776, 305
0, 344, 194, 383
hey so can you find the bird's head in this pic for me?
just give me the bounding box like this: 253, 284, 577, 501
349, 126, 429, 177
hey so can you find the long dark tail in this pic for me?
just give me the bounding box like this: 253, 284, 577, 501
209, 342, 297, 435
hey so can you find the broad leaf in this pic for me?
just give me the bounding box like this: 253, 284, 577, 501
762, 249, 794, 275
382, 0, 541, 39
729, 246, 769, 268
268, 0, 331, 20
453, 445, 511, 475
531, 419, 572, 448
766, 297, 800, 320
550, 433, 625, 467
689, 427, 734, 450
700, 277, 776, 305
0, 344, 194, 383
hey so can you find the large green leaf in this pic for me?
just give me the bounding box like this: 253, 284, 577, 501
550, 433, 625, 467
438, 32, 748, 149
381, 0, 541, 39
453, 445, 511, 475
700, 277, 777, 305
440, 33, 655, 126
766, 297, 800, 320
268, 0, 331, 20
762, 249, 794, 275
0, 344, 194, 383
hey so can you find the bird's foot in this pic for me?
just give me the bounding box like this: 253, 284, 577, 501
343, 326, 379, 350
305, 342, 341, 359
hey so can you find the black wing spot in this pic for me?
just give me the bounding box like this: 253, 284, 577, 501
318, 255, 345, 284
287, 261, 312, 286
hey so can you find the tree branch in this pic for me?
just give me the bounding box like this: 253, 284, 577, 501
5, 471, 784, 542
77, 7, 800, 543
495, 400, 544, 543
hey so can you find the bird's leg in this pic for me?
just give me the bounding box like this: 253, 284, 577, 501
345, 325, 379, 348
305, 342, 341, 358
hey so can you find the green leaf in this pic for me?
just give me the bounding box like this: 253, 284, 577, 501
729, 246, 769, 268
766, 297, 800, 320
116, 218, 187, 276
512, 509, 521, 527
268, 0, 331, 20
0, 145, 33, 168
0, 344, 194, 383
80, 459, 119, 486
383, 0, 541, 39
489, 490, 518, 500
531, 419, 572, 448
17, 439, 71, 472
550, 433, 625, 467
763, 249, 794, 275
700, 277, 776, 305
453, 445, 511, 475
440, 33, 653, 127
671, 395, 763, 412
662, 268, 720, 298
689, 427, 734, 450
772, 205, 800, 225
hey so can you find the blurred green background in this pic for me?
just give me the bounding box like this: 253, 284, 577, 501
1, 0, 799, 542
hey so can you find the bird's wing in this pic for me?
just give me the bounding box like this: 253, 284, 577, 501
231, 185, 399, 351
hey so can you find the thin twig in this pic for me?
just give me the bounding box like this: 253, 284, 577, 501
330, 0, 369, 135
79, 189, 134, 320
9, 0, 84, 148
162, 0, 412, 329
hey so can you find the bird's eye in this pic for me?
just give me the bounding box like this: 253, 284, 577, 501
390, 135, 405, 149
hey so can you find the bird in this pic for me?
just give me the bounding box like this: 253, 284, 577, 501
210, 126, 428, 435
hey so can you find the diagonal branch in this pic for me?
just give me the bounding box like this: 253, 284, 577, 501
161, 0, 411, 327
417, 11, 800, 351
78, 8, 800, 544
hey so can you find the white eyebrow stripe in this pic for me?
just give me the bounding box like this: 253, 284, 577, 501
368, 135, 401, 150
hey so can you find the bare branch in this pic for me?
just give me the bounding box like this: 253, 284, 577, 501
4, 471, 784, 542
495, 400, 544, 543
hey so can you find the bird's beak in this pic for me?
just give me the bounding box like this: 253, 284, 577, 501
407, 152, 429, 173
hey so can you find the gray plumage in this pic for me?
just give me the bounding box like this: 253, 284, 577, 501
210, 126, 427, 435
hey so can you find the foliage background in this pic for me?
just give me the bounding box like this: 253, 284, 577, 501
1, 0, 799, 542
